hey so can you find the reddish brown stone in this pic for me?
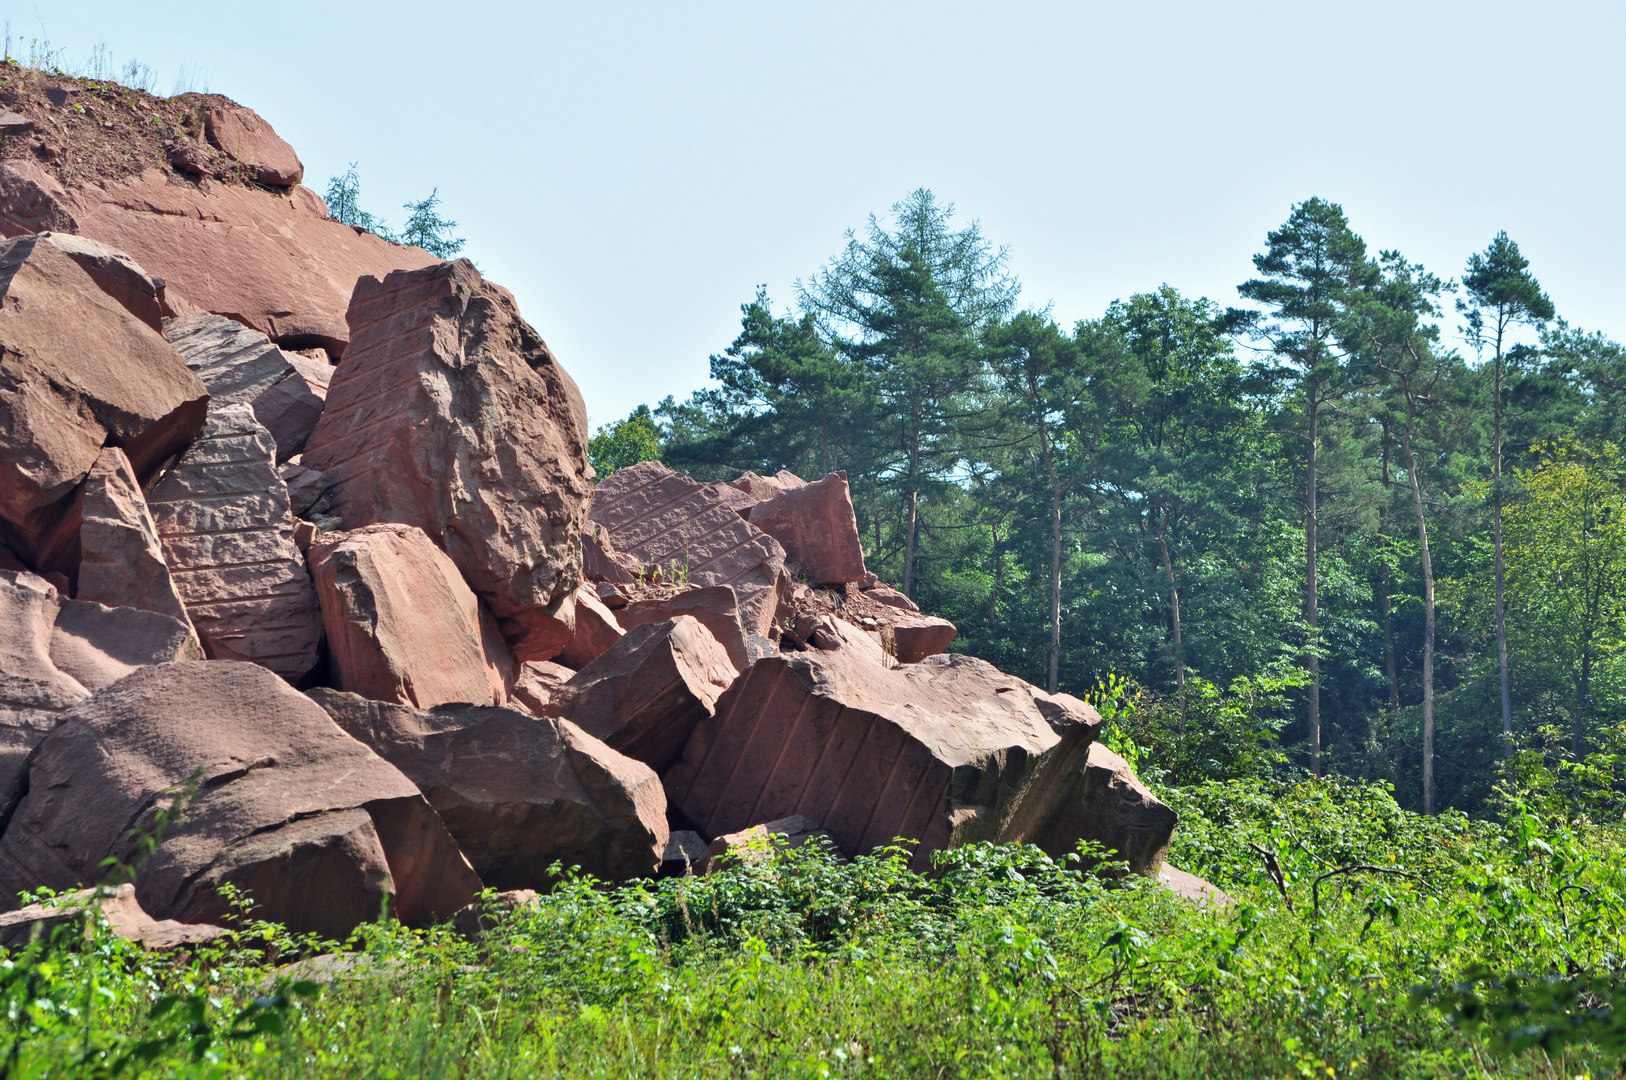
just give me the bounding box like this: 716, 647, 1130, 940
745, 472, 867, 585
0, 159, 437, 354
664, 649, 1101, 870
0, 661, 480, 935
309, 690, 669, 887
309, 523, 515, 709
546, 616, 740, 774
73, 447, 192, 628
1158, 865, 1232, 906
0, 232, 207, 562
146, 404, 324, 682
0, 884, 226, 950
301, 260, 591, 661
588, 462, 790, 637
582, 530, 637, 584
700, 815, 835, 873
508, 660, 574, 716
863, 584, 918, 612
1033, 743, 1178, 875
558, 585, 625, 669
613, 585, 751, 672
890, 613, 958, 664
731, 470, 806, 502
35, 232, 163, 331
203, 103, 304, 186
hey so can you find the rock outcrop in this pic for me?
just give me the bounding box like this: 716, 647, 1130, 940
0, 157, 437, 354
508, 660, 574, 716
203, 103, 304, 186
301, 260, 591, 661
1033, 742, 1178, 875
612, 585, 751, 672
164, 313, 328, 461
146, 403, 323, 682
308, 691, 669, 888
557, 585, 625, 670
587, 461, 790, 638
0, 883, 226, 951
71, 447, 192, 627
309, 523, 513, 709
0, 232, 208, 562
546, 616, 740, 774
664, 649, 1101, 869
0, 661, 480, 936
744, 472, 868, 586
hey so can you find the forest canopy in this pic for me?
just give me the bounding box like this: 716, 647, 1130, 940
593, 189, 1626, 818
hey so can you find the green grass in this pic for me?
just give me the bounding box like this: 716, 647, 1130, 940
5, 778, 1625, 1078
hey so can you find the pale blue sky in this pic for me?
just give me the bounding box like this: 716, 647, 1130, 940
27, 1, 1626, 429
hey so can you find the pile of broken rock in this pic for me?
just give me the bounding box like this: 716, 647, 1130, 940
0, 91, 1208, 948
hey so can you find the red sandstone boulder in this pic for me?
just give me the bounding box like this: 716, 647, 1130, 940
0, 233, 207, 562
308, 690, 669, 887
664, 649, 1101, 870
587, 462, 791, 638
731, 470, 806, 501
546, 616, 741, 774
745, 472, 868, 585
890, 613, 958, 664
0, 884, 226, 951
146, 404, 324, 682
301, 260, 591, 661
700, 815, 835, 873
0, 158, 438, 354
71, 447, 193, 629
1158, 865, 1232, 906
1033, 742, 1178, 875
203, 103, 304, 186
33, 232, 164, 332
612, 585, 751, 672
0, 662, 480, 936
309, 523, 515, 709
557, 585, 625, 670
164, 313, 327, 461
508, 660, 574, 716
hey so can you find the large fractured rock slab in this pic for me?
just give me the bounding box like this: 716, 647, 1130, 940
613, 585, 751, 672
164, 313, 326, 462
203, 103, 304, 186
309, 523, 514, 709
309, 690, 669, 888
1033, 742, 1178, 875
302, 260, 592, 661
588, 461, 790, 638
34, 232, 164, 332
731, 470, 806, 502
508, 660, 574, 717
745, 472, 868, 586
0, 232, 208, 560
546, 616, 740, 774
146, 403, 323, 682
0, 570, 199, 820
73, 447, 192, 628
0, 158, 438, 354
0, 661, 480, 936
665, 649, 1101, 870
557, 584, 625, 670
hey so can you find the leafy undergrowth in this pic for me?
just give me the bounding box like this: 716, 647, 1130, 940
6, 781, 1626, 1078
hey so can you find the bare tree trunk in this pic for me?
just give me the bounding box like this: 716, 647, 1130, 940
901, 421, 921, 599
1040, 428, 1063, 695
1381, 430, 1399, 713
1157, 517, 1187, 723
1399, 384, 1436, 815
1306, 392, 1321, 776
1492, 338, 1514, 763
988, 524, 1001, 631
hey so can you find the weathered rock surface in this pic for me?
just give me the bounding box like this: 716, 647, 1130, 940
664, 649, 1101, 870
731, 470, 806, 502
451, 888, 539, 941
203, 103, 304, 186
0, 662, 479, 936
0, 570, 200, 820
745, 472, 868, 585
34, 232, 164, 331
582, 530, 637, 584
613, 585, 751, 672
164, 313, 326, 461
890, 613, 958, 664
1033, 743, 1178, 875
309, 523, 513, 709
0, 883, 227, 950
146, 403, 323, 682
0, 156, 440, 353
308, 691, 669, 888
301, 260, 591, 661
660, 830, 708, 876
587, 462, 790, 638
0, 232, 208, 560
72, 447, 191, 627
1158, 865, 1233, 906
508, 660, 574, 717
546, 617, 740, 774
557, 585, 625, 670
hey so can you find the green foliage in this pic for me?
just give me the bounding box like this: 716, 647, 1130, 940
323, 165, 466, 257
588, 404, 663, 477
